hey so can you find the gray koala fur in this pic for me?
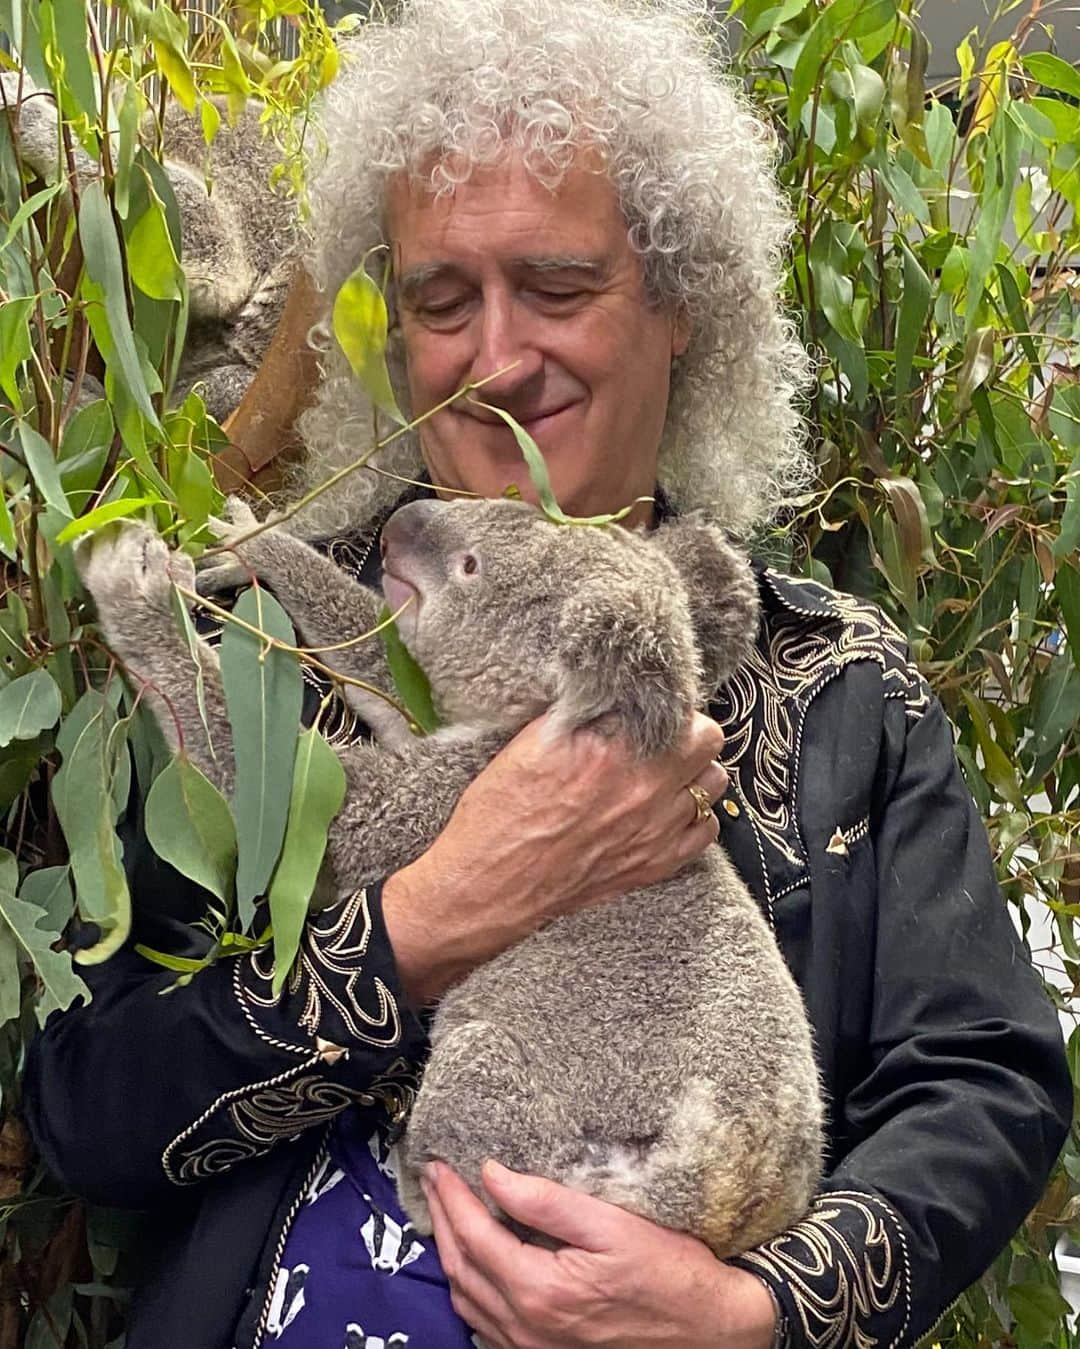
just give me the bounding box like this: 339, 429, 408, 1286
77, 496, 823, 1260
1, 76, 296, 421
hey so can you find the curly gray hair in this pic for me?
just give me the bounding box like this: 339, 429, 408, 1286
293, 0, 812, 541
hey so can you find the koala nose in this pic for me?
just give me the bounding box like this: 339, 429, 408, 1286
381, 499, 443, 554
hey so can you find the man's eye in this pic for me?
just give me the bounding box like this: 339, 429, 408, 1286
534, 289, 584, 303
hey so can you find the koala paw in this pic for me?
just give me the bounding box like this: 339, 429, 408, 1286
196, 496, 285, 595
76, 522, 195, 618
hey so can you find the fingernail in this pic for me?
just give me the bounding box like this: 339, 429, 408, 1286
425, 1160, 441, 1182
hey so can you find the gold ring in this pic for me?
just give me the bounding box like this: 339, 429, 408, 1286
687, 784, 713, 825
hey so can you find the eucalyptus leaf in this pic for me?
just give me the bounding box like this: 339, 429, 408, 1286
0, 297, 35, 413
56, 496, 164, 546
332, 263, 406, 426
378, 606, 439, 735
0, 668, 62, 746
19, 866, 75, 935
144, 756, 237, 904
219, 586, 303, 929
18, 421, 73, 518
51, 690, 131, 962
127, 182, 183, 302
267, 727, 346, 996
78, 182, 161, 427
0, 889, 90, 1026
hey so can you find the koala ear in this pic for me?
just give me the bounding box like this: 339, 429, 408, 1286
549, 579, 699, 758
648, 516, 760, 694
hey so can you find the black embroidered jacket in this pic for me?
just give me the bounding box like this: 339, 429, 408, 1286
23, 549, 1071, 1349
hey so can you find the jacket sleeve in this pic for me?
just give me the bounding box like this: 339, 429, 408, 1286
733, 691, 1072, 1348
23, 843, 427, 1208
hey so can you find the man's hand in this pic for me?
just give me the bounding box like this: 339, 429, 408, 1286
384, 710, 727, 1004
422, 1159, 777, 1349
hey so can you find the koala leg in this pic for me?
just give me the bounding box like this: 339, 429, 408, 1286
398, 1021, 577, 1237
558, 1076, 817, 1258
76, 524, 234, 795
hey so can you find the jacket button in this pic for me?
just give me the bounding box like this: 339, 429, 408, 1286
722, 799, 740, 817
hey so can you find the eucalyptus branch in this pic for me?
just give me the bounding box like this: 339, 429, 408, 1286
203, 362, 518, 555
177, 584, 417, 725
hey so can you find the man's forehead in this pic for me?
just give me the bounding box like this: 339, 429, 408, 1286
384, 151, 627, 271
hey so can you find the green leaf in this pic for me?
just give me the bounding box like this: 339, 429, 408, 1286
134, 944, 210, 974
790, 0, 895, 120
809, 220, 861, 343
148, 6, 197, 112
144, 756, 238, 904
1055, 564, 1080, 662
1029, 656, 1080, 761
0, 669, 62, 746
468, 400, 644, 526
966, 111, 1022, 331
1008, 1281, 1071, 1343
78, 182, 161, 428
17, 421, 73, 518
51, 691, 131, 964
0, 298, 35, 412
127, 182, 183, 302
55, 495, 163, 545
894, 237, 930, 397
0, 889, 90, 1027
220, 586, 303, 929
0, 481, 16, 560
332, 263, 406, 426
378, 607, 439, 735
267, 728, 346, 997
1023, 52, 1080, 102
1053, 450, 1080, 560
0, 182, 63, 257
114, 80, 142, 219
1048, 387, 1080, 450
19, 866, 75, 935
960, 690, 1023, 808
955, 327, 996, 412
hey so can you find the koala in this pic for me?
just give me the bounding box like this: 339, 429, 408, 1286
0, 75, 297, 421
76, 496, 823, 1262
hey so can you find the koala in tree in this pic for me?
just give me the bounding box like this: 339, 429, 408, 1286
76, 496, 823, 1259
0, 75, 297, 420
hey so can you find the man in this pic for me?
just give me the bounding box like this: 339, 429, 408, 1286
25, 0, 1070, 1346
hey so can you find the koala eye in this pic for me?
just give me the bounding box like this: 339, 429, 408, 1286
461, 553, 480, 577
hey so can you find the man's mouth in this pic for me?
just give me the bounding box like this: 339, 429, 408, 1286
465, 402, 577, 435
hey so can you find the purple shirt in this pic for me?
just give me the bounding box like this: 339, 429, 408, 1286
268, 1108, 479, 1348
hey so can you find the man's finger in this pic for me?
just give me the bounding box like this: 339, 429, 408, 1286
427, 1164, 541, 1306
480, 1159, 629, 1251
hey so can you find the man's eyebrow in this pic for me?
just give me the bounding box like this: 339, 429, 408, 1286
396, 256, 608, 300
514, 256, 608, 279
396, 262, 460, 301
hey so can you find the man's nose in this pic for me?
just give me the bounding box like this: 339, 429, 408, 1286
468, 291, 543, 398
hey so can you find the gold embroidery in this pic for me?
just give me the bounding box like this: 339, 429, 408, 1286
714, 571, 931, 906
738, 1190, 912, 1349
240, 888, 402, 1048
163, 1055, 420, 1184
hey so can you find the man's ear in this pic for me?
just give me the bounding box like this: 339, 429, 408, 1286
648, 518, 759, 694
549, 579, 699, 758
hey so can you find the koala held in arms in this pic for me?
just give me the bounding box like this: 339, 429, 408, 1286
77, 496, 823, 1259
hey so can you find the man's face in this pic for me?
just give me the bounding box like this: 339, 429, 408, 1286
386, 153, 688, 525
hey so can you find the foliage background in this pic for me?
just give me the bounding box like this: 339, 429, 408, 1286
0, 0, 1075, 1344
